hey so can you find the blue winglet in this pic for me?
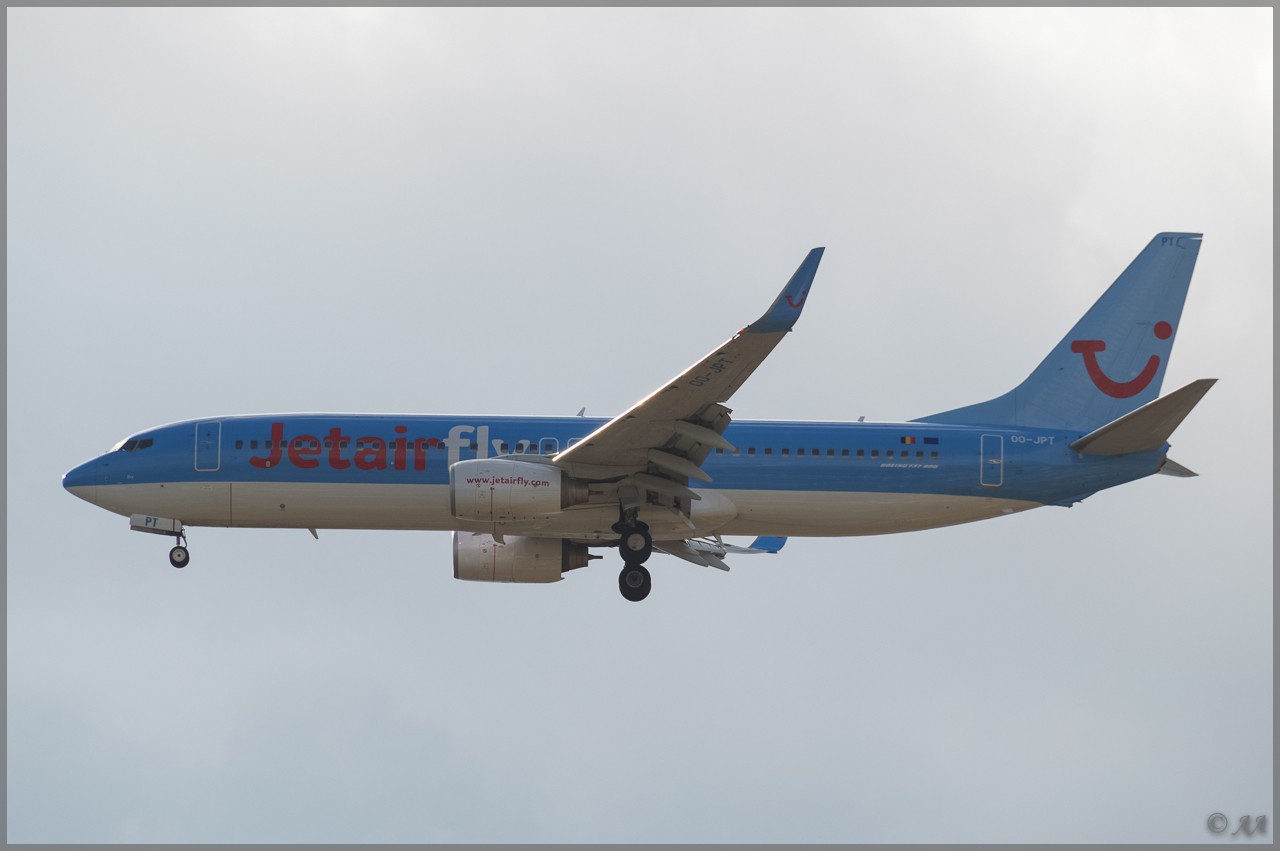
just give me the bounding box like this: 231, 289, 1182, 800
748, 536, 787, 553
746, 248, 824, 333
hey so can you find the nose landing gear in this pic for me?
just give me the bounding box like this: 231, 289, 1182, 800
168, 529, 190, 568
128, 514, 190, 569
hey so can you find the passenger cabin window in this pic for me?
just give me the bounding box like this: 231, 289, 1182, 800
781, 449, 789, 457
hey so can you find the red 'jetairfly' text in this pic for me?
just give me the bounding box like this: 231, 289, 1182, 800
248, 423, 544, 471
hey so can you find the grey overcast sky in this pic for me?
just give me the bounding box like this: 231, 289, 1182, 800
7, 7, 1272, 844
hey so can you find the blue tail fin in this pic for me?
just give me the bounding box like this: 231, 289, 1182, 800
918, 233, 1203, 432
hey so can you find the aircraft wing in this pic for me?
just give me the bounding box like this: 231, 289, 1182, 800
553, 248, 824, 483
654, 536, 789, 571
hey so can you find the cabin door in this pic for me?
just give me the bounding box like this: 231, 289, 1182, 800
980, 434, 1003, 487
195, 420, 222, 472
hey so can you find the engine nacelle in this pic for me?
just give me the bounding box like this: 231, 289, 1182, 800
449, 458, 586, 523
452, 532, 591, 583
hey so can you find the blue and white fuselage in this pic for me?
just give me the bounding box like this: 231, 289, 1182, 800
64, 414, 1164, 537
63, 235, 1214, 601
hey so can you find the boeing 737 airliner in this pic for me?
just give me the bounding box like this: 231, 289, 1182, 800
64, 234, 1214, 601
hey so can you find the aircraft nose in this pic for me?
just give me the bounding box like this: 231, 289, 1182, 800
63, 458, 102, 504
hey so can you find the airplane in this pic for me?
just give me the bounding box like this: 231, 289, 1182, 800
63, 233, 1214, 602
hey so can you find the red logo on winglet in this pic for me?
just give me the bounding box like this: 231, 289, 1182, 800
1071, 322, 1173, 398
785, 290, 809, 309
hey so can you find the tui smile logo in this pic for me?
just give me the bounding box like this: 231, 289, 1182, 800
1071, 321, 1173, 398
785, 290, 809, 309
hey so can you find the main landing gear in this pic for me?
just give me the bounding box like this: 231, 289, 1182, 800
618, 563, 651, 603
613, 514, 653, 602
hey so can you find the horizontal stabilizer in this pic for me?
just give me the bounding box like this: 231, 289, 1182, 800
1070, 378, 1216, 456
1158, 458, 1198, 477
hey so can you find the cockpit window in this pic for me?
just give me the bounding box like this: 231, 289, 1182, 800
111, 437, 154, 452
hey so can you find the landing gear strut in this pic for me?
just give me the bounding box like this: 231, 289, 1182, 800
127, 514, 190, 568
